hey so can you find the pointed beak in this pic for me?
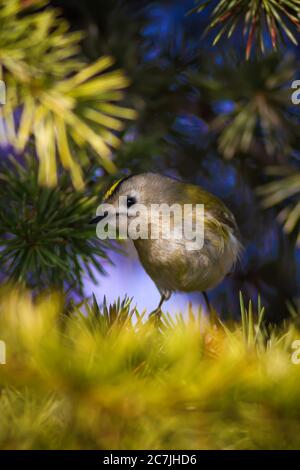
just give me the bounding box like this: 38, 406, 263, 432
88, 211, 109, 225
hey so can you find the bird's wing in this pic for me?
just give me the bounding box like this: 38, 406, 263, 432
181, 183, 239, 238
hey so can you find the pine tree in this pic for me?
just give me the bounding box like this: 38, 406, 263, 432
0, 0, 299, 317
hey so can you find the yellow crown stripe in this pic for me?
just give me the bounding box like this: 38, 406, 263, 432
103, 177, 126, 201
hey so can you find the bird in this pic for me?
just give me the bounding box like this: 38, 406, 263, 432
89, 173, 242, 316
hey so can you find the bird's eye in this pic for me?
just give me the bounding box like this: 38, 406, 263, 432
127, 196, 136, 208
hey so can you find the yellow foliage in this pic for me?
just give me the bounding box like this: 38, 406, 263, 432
0, 1, 137, 188
0, 290, 300, 449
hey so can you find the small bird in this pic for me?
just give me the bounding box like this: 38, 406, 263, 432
90, 173, 241, 315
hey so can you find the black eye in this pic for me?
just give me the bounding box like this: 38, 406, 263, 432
127, 196, 136, 208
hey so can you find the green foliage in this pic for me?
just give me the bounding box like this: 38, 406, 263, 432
0, 0, 136, 188
187, 49, 300, 250
258, 166, 300, 245
189, 54, 298, 160
0, 157, 111, 293
76, 294, 139, 335
0, 290, 300, 449
193, 0, 300, 58
239, 291, 266, 348
0, 0, 82, 80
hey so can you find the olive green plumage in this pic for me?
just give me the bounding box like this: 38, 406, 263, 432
94, 173, 242, 314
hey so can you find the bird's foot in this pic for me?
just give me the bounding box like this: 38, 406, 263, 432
149, 307, 163, 325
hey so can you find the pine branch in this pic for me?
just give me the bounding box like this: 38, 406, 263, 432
0, 0, 136, 188
257, 165, 300, 246
188, 54, 299, 161
192, 0, 300, 58
0, 156, 113, 293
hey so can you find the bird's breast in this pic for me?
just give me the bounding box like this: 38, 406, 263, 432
133, 227, 241, 293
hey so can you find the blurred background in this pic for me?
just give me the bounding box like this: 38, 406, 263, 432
1, 0, 300, 321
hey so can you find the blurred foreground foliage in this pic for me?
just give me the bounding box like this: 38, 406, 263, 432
0, 289, 300, 449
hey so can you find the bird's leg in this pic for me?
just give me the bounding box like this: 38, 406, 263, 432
202, 291, 218, 324
156, 294, 166, 310
149, 289, 172, 320
202, 291, 210, 311
149, 294, 166, 319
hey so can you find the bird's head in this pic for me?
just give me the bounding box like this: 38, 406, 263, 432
89, 173, 181, 229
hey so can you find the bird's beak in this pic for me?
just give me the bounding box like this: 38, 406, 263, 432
88, 211, 109, 224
